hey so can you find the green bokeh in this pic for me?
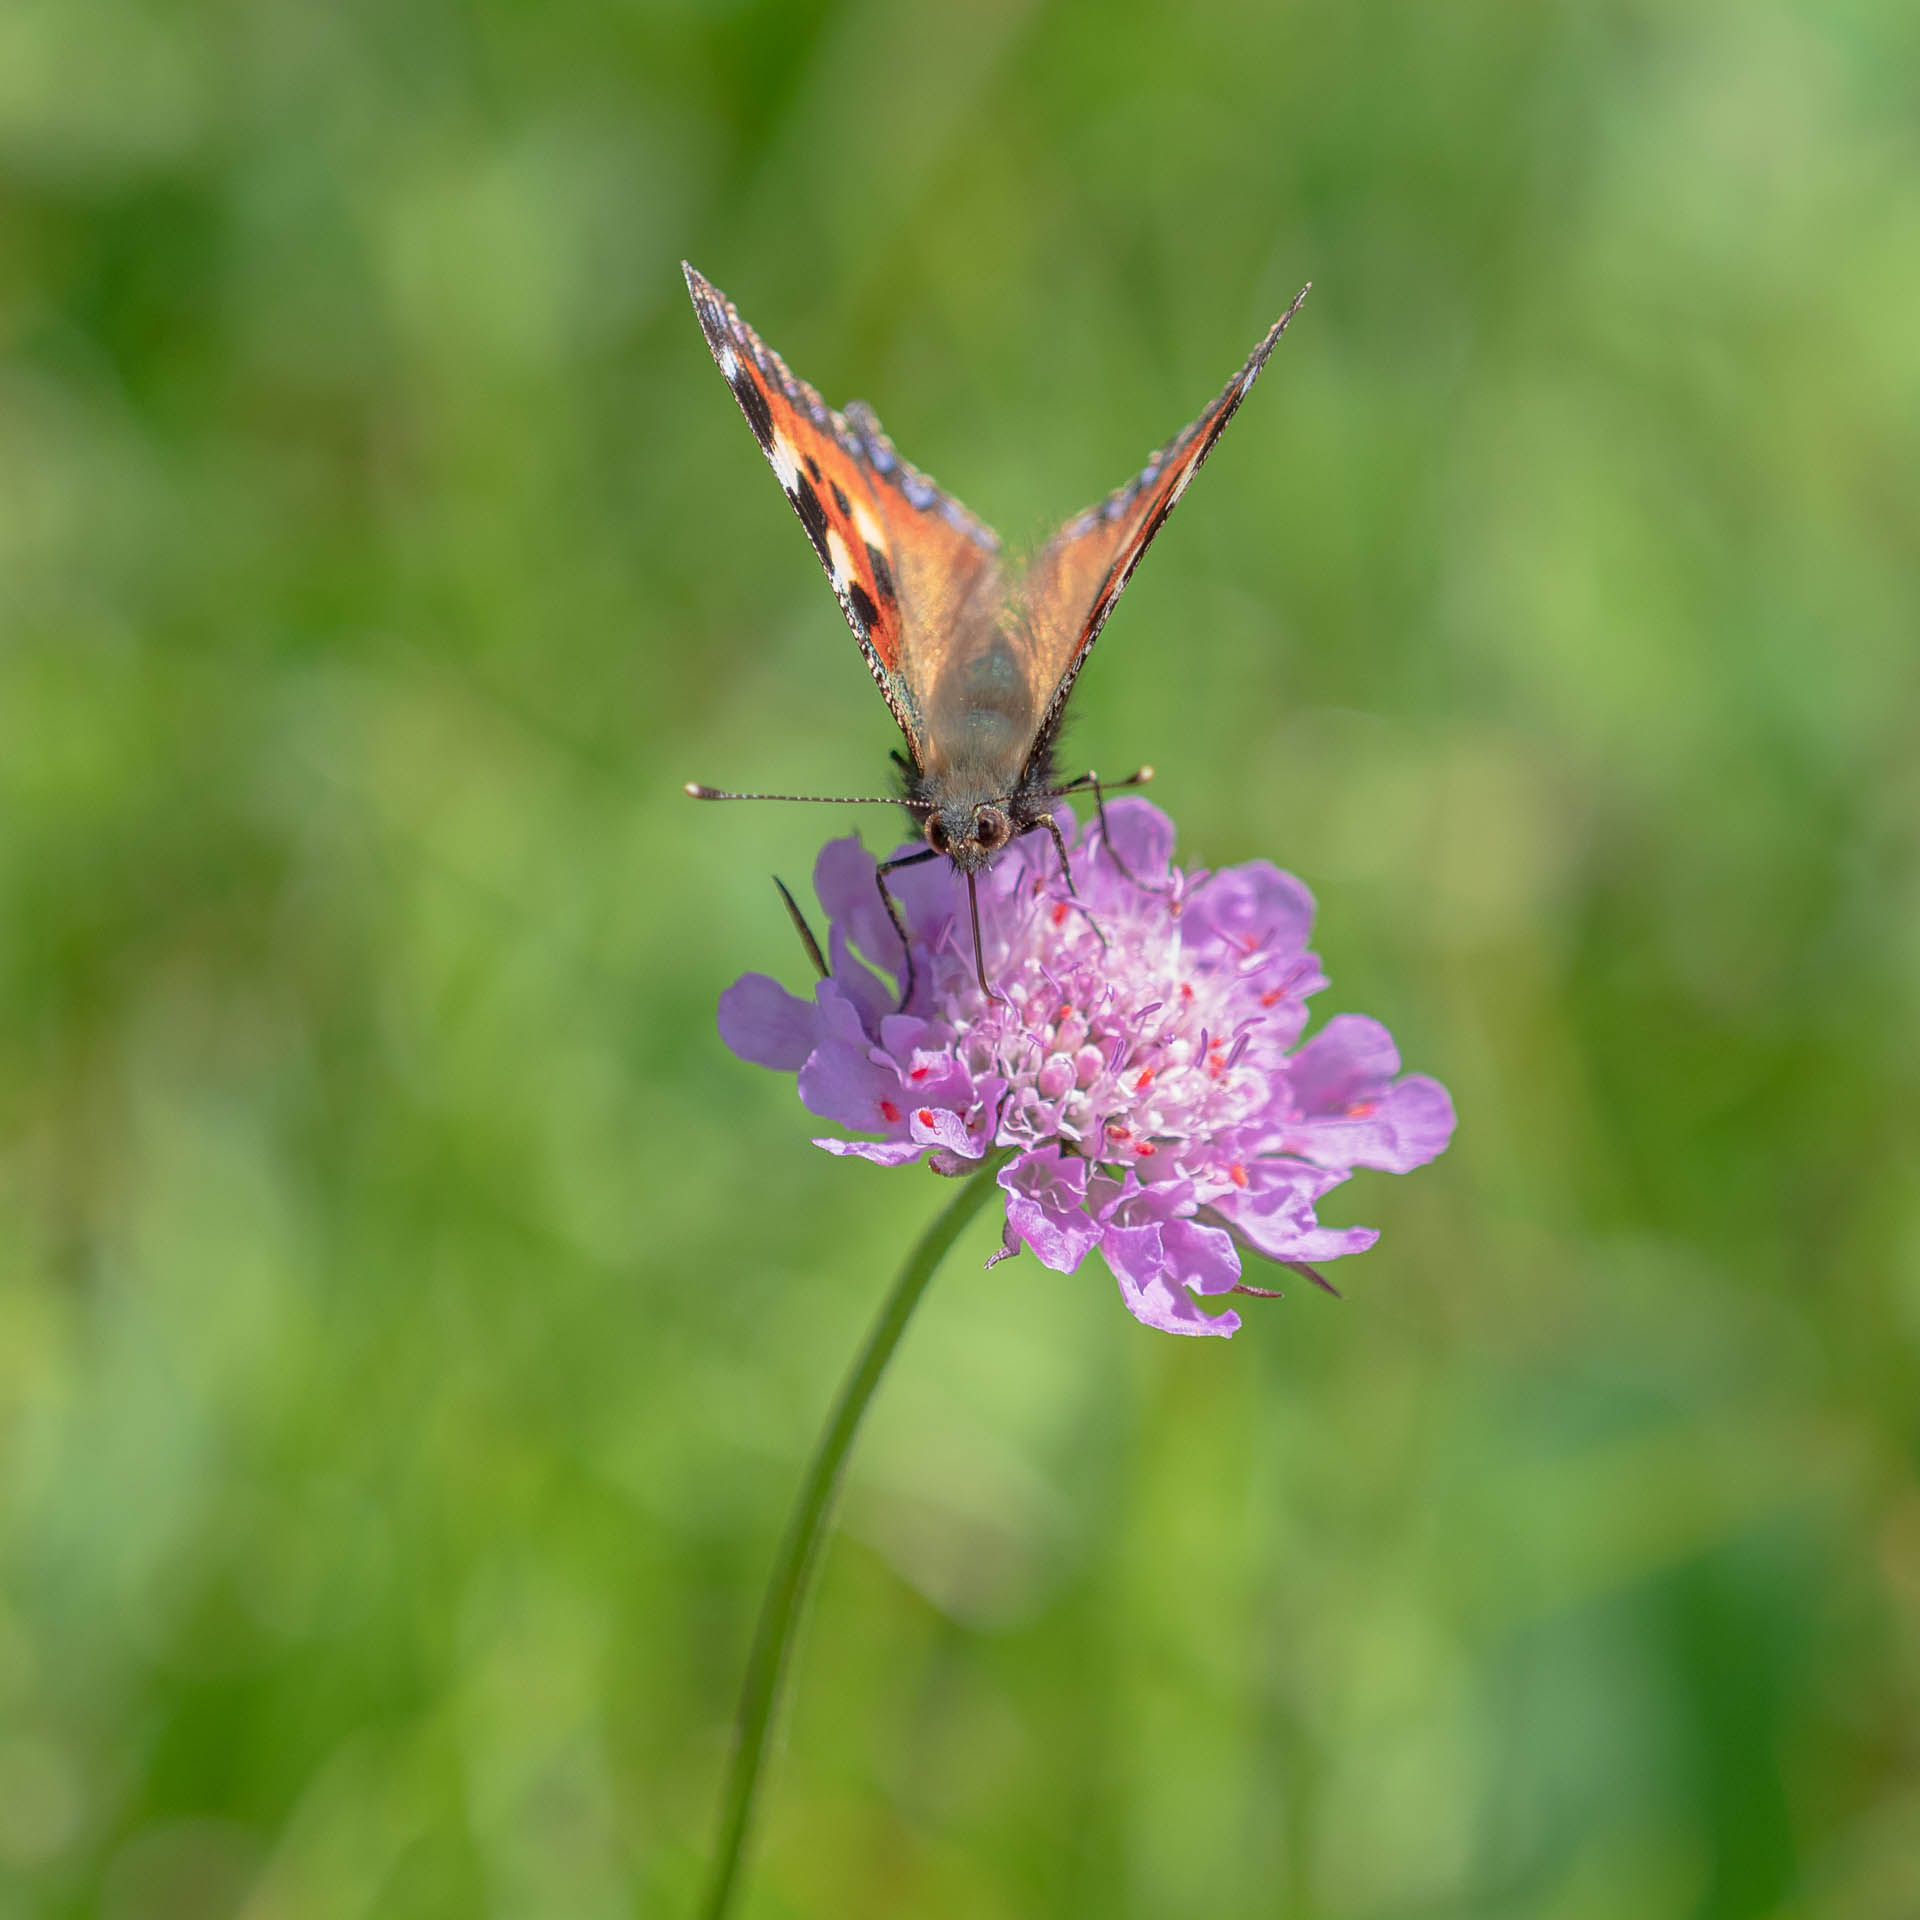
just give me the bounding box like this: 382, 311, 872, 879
3, 2, 1917, 1914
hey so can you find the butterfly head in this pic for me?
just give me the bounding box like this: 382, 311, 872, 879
922, 796, 1018, 874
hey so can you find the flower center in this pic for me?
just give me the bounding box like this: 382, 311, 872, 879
944, 868, 1285, 1173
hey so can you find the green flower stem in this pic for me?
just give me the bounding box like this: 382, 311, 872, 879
698, 1147, 1015, 1919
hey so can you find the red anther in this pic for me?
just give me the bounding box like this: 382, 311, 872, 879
1106, 1122, 1131, 1141
1229, 1162, 1249, 1188
1180, 982, 1194, 1001
1133, 1068, 1155, 1092
1051, 901, 1070, 927
1259, 989, 1283, 1007
1133, 1142, 1157, 1158
916, 1108, 935, 1127
1348, 1100, 1377, 1119
909, 1065, 930, 1081
879, 1099, 902, 1124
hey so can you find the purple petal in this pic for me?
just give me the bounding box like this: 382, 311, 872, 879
1288, 1015, 1400, 1113
1213, 1157, 1380, 1263
1101, 1224, 1241, 1338
1279, 1074, 1458, 1175
876, 1013, 932, 1062
895, 1050, 977, 1115
1098, 1175, 1197, 1228
717, 973, 815, 1071
796, 987, 910, 1132
813, 836, 900, 970
1096, 797, 1175, 883
827, 923, 895, 1031
998, 1148, 1102, 1272
814, 1136, 927, 1165
1159, 1217, 1242, 1296
799, 1042, 908, 1131
1185, 861, 1315, 965
886, 846, 966, 948
1009, 1142, 1092, 1212
908, 1104, 981, 1159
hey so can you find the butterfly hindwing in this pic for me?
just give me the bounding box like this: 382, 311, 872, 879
683, 264, 1002, 762
1014, 284, 1312, 772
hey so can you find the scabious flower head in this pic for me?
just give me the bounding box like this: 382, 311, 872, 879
719, 799, 1454, 1337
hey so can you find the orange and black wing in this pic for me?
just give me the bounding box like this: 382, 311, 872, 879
1014, 284, 1311, 769
684, 264, 1003, 764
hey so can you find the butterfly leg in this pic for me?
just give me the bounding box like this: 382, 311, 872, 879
1031, 815, 1109, 949
1081, 769, 1172, 894
1039, 813, 1081, 898
875, 845, 941, 1009
773, 876, 829, 980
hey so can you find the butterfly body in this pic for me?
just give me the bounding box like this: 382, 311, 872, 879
683, 263, 1309, 985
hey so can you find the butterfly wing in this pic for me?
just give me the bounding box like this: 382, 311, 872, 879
684, 264, 1003, 764
1013, 284, 1311, 774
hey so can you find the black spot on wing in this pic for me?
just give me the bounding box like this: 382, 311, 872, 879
847, 582, 879, 632
866, 544, 896, 604
792, 475, 833, 566
804, 454, 822, 482
731, 369, 776, 450
830, 479, 851, 516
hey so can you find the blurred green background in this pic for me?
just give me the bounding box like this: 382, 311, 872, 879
3, 0, 1918, 1914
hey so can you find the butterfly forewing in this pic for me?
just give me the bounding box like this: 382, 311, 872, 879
1013, 284, 1312, 774
683, 264, 1003, 764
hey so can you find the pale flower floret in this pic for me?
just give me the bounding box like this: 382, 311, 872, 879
719, 800, 1455, 1337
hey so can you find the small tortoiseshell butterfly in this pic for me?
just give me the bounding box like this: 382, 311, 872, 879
683, 262, 1309, 997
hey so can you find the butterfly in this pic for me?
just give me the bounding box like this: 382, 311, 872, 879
683, 261, 1309, 1001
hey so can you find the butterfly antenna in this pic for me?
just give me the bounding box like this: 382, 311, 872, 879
685, 782, 929, 809
773, 877, 829, 980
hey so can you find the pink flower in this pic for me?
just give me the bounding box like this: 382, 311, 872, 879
719, 800, 1454, 1337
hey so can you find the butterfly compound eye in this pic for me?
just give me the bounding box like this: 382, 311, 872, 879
975, 805, 1010, 852
924, 814, 950, 854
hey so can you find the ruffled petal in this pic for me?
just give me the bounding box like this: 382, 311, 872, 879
997, 1148, 1103, 1272
908, 1104, 981, 1160
895, 1050, 976, 1115
1212, 1157, 1380, 1263
814, 1136, 927, 1166
1101, 1223, 1241, 1337
1159, 1217, 1242, 1296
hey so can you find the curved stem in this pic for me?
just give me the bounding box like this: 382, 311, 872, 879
698, 1148, 1014, 1919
